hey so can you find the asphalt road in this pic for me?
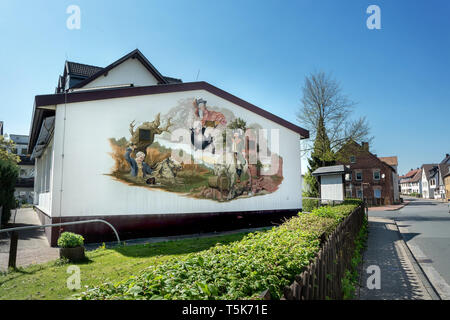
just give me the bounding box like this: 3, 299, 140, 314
370, 197, 450, 298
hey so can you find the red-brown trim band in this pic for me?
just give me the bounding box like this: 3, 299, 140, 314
32, 81, 309, 145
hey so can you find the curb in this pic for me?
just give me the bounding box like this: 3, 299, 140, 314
368, 201, 410, 212
395, 220, 447, 300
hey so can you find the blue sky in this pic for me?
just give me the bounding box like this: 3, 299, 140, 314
0, 0, 449, 175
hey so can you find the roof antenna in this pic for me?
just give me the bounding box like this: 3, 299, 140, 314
196, 69, 200, 81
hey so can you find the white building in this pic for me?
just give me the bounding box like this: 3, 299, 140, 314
9, 134, 35, 204
422, 164, 438, 199
399, 168, 421, 195
433, 155, 450, 200
29, 49, 309, 246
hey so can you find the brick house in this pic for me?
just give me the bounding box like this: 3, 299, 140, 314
337, 141, 398, 205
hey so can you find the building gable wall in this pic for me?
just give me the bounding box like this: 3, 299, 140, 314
82, 58, 159, 89
47, 89, 302, 218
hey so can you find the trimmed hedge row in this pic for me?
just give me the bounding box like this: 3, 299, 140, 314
79, 202, 361, 300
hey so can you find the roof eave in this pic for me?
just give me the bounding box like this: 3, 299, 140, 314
31, 81, 309, 144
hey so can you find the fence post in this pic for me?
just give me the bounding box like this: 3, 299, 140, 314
8, 231, 18, 269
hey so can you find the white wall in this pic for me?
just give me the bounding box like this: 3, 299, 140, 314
83, 58, 159, 89
422, 168, 430, 198
49, 90, 302, 217
320, 174, 344, 201
35, 138, 54, 214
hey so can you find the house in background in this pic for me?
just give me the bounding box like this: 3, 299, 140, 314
9, 134, 35, 204
409, 169, 423, 195
421, 164, 438, 199
399, 168, 421, 195
434, 155, 450, 200
444, 168, 450, 201
28, 49, 309, 246
337, 141, 398, 205
379, 156, 400, 202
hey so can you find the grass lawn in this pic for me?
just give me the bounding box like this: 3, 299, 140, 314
0, 231, 250, 300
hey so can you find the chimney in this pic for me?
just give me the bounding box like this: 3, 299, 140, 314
362, 142, 369, 151
446, 154, 449, 157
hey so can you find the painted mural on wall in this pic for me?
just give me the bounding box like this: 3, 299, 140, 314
107, 98, 283, 201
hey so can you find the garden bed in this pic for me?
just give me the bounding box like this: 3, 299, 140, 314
79, 200, 364, 300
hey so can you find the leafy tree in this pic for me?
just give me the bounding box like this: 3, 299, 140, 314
0, 134, 20, 226
297, 72, 372, 196
0, 134, 20, 164
227, 118, 247, 131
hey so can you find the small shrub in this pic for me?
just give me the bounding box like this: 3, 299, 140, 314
57, 232, 84, 248
53, 257, 70, 266
302, 198, 319, 212
341, 215, 368, 299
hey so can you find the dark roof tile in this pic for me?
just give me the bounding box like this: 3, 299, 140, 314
67, 62, 103, 78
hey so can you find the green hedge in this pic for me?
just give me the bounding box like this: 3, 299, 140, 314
0, 159, 18, 226
79, 203, 360, 300
310, 204, 360, 221
343, 198, 363, 206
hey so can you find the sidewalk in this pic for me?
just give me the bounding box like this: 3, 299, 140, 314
0, 208, 59, 271
368, 201, 410, 212
359, 217, 437, 300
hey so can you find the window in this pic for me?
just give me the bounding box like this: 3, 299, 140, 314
430, 179, 436, 187
373, 170, 381, 180
350, 156, 356, 163
357, 189, 363, 198
374, 189, 381, 198
356, 171, 362, 181
39, 143, 53, 193
346, 189, 352, 198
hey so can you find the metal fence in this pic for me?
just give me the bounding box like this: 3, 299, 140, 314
0, 219, 121, 269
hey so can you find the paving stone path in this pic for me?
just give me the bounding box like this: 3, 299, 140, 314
0, 209, 59, 271
359, 217, 436, 300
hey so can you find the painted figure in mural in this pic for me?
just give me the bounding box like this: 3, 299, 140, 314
190, 120, 215, 153
190, 99, 228, 155
125, 146, 154, 182
231, 130, 247, 182
193, 99, 227, 128
108, 97, 283, 202
129, 113, 172, 154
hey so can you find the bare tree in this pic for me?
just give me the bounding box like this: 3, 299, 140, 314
297, 71, 372, 156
